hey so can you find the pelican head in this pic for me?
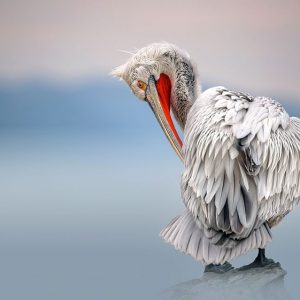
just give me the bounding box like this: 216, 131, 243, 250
112, 43, 199, 161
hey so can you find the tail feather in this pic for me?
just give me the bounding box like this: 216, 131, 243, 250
160, 210, 272, 265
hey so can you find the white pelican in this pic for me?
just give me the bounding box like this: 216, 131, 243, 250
112, 43, 300, 272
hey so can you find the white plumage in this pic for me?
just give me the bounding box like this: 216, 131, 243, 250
162, 86, 300, 264
113, 43, 300, 266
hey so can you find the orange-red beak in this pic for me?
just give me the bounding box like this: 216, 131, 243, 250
156, 74, 183, 148
145, 74, 184, 161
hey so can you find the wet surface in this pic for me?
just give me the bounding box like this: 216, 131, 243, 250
162, 263, 289, 300
0, 131, 298, 300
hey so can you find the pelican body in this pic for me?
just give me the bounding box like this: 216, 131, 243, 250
112, 43, 300, 270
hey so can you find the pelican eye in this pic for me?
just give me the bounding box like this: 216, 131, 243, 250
137, 80, 147, 91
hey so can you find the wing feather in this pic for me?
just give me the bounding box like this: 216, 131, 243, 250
182, 87, 300, 245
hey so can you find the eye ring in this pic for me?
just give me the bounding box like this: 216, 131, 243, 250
137, 80, 147, 91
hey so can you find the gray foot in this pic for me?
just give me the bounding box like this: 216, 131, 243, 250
238, 248, 275, 271
204, 261, 234, 273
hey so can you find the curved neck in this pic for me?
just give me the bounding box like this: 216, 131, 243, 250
158, 50, 200, 129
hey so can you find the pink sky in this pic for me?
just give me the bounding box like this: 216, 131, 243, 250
1, 0, 300, 98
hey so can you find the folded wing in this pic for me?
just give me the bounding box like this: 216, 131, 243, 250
182, 87, 300, 244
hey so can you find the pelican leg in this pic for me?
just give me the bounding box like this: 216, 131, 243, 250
239, 248, 275, 270
204, 261, 234, 273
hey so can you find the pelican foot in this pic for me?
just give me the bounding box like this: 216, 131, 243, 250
238, 248, 276, 271
204, 261, 234, 273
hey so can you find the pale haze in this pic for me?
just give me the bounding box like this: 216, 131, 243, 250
1, 0, 300, 98
1, 1, 300, 300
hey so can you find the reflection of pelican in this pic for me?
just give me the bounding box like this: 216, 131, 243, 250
161, 263, 289, 300
113, 43, 300, 272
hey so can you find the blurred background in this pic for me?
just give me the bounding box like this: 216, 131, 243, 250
0, 0, 300, 299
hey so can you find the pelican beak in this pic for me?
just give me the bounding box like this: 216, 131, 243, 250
146, 74, 184, 161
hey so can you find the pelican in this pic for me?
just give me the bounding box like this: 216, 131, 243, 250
112, 43, 300, 273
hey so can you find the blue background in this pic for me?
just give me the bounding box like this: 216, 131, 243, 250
0, 78, 299, 299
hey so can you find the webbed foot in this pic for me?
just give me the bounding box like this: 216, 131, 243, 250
204, 261, 234, 273
238, 248, 276, 271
